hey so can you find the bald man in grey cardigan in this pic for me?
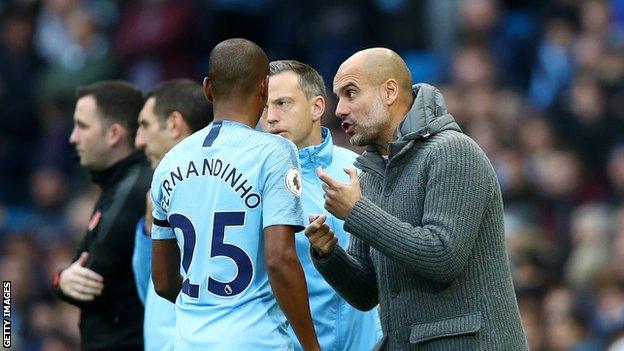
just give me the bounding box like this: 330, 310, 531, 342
305, 48, 528, 350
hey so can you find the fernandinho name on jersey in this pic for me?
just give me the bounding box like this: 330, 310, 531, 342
159, 157, 261, 212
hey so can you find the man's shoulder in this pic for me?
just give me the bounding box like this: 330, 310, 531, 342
425, 130, 494, 175
170, 128, 207, 155
221, 123, 298, 157
123, 154, 151, 175
134, 157, 153, 179
152, 130, 297, 182
227, 131, 298, 171
257, 130, 298, 151
155, 129, 208, 172
115, 154, 151, 194
429, 129, 472, 144
426, 130, 483, 156
254, 133, 299, 164
152, 152, 178, 187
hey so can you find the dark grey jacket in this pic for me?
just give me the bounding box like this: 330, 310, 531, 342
312, 84, 528, 350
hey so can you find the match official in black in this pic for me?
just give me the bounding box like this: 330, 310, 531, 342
52, 81, 151, 350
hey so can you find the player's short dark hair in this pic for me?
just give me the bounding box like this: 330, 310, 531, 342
76, 80, 144, 144
208, 38, 269, 99
269, 60, 327, 100
146, 79, 212, 133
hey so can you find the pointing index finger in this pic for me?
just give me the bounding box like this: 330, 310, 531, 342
316, 167, 341, 189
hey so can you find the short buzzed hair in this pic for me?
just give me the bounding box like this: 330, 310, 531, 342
269, 60, 327, 100
146, 79, 212, 133
76, 80, 144, 144
208, 38, 269, 99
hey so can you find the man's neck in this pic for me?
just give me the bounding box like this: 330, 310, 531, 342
296, 124, 323, 150
105, 148, 134, 169
373, 133, 393, 156
213, 100, 261, 128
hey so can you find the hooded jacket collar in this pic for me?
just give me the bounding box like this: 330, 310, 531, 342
299, 127, 333, 171
90, 151, 146, 188
354, 83, 462, 176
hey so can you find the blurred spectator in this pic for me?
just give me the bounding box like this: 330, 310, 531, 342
35, 100, 74, 173
540, 286, 601, 350
114, 0, 196, 90
592, 274, 624, 340
451, 42, 497, 88
507, 223, 555, 296
545, 308, 603, 351
564, 204, 613, 290
458, 0, 538, 88
556, 73, 616, 173
0, 6, 41, 205
35, 0, 115, 102
527, 17, 575, 109
518, 297, 546, 351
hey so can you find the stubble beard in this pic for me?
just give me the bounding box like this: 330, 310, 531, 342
349, 97, 391, 147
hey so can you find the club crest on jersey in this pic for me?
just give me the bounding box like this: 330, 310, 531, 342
88, 210, 102, 231
285, 168, 302, 197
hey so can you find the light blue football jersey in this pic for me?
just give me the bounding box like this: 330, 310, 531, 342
150, 120, 305, 350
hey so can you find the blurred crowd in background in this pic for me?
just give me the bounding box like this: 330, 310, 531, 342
1, 0, 624, 350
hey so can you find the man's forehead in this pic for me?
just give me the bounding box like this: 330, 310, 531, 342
269, 72, 302, 99
74, 96, 98, 122
268, 88, 296, 102
335, 55, 368, 83
76, 95, 97, 110
270, 72, 300, 91
333, 67, 366, 93
139, 97, 158, 120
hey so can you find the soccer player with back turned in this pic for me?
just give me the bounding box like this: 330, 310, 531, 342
150, 39, 319, 350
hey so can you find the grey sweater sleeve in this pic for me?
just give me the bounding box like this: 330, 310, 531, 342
344, 136, 494, 283
312, 234, 379, 311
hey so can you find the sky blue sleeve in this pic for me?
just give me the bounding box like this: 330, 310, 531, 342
151, 172, 175, 240
262, 142, 305, 231
132, 216, 151, 304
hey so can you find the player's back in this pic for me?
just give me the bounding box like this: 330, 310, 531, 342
151, 120, 304, 350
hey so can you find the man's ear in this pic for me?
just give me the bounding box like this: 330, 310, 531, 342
203, 77, 214, 103
382, 79, 399, 106
168, 111, 190, 140
260, 75, 269, 103
106, 123, 128, 148
310, 95, 325, 123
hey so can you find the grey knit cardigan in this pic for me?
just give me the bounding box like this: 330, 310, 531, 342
312, 84, 528, 350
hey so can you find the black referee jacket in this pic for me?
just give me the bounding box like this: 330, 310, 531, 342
55, 152, 151, 350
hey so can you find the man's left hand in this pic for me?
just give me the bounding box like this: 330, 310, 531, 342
317, 167, 361, 220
